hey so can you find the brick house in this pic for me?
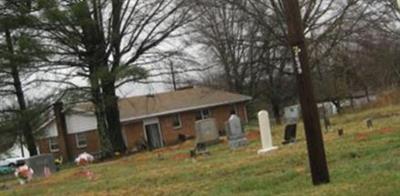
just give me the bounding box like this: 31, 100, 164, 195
36, 87, 251, 160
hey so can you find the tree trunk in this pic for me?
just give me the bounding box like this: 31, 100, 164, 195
5, 28, 38, 156
101, 77, 127, 153
271, 99, 282, 125
94, 103, 114, 157
364, 86, 370, 103
89, 68, 113, 157
170, 61, 177, 91
78, 0, 117, 156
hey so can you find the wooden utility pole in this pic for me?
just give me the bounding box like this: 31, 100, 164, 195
282, 0, 330, 185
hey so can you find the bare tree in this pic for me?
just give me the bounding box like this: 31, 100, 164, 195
38, 0, 194, 155
224, 0, 378, 111
191, 0, 298, 123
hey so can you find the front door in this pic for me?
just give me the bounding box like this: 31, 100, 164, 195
144, 119, 163, 150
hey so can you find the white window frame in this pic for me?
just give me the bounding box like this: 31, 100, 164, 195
75, 133, 88, 149
143, 118, 164, 147
172, 113, 182, 129
48, 137, 60, 152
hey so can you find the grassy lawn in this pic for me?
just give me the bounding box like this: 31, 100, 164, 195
2, 105, 400, 195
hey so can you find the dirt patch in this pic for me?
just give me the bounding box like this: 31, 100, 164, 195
72, 170, 98, 181
246, 130, 260, 141
373, 89, 400, 107
220, 137, 228, 144
378, 127, 394, 134
172, 153, 190, 160
356, 132, 371, 141
356, 127, 396, 141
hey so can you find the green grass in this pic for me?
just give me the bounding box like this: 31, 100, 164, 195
2, 105, 400, 195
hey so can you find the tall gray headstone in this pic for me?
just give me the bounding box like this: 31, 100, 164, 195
25, 154, 57, 178
226, 115, 248, 149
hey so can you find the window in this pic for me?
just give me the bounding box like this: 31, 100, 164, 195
48, 137, 59, 152
172, 114, 182, 129
202, 109, 211, 119
75, 133, 87, 148
195, 111, 202, 120
195, 109, 211, 120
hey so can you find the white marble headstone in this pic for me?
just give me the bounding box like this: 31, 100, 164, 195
257, 110, 278, 155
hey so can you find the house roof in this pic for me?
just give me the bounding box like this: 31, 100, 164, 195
75, 86, 252, 122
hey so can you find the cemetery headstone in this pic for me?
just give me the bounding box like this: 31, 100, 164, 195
25, 154, 57, 178
195, 118, 219, 145
323, 115, 331, 132
257, 111, 278, 155
366, 118, 373, 129
191, 118, 219, 156
190, 143, 210, 158
282, 124, 297, 145
226, 114, 248, 149
338, 128, 344, 137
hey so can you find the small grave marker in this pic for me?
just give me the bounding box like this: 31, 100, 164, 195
25, 154, 57, 178
190, 143, 210, 157
282, 124, 297, 145
366, 118, 373, 129
338, 128, 344, 137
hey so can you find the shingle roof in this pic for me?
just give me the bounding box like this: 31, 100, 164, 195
74, 87, 251, 122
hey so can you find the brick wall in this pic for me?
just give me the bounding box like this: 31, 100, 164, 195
123, 121, 145, 151
65, 131, 100, 158
158, 110, 197, 146
37, 130, 101, 161
36, 137, 67, 160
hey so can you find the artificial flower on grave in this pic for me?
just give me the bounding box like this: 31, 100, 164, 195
14, 165, 34, 185
75, 152, 96, 180
54, 156, 63, 171
75, 152, 94, 166
54, 156, 63, 165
